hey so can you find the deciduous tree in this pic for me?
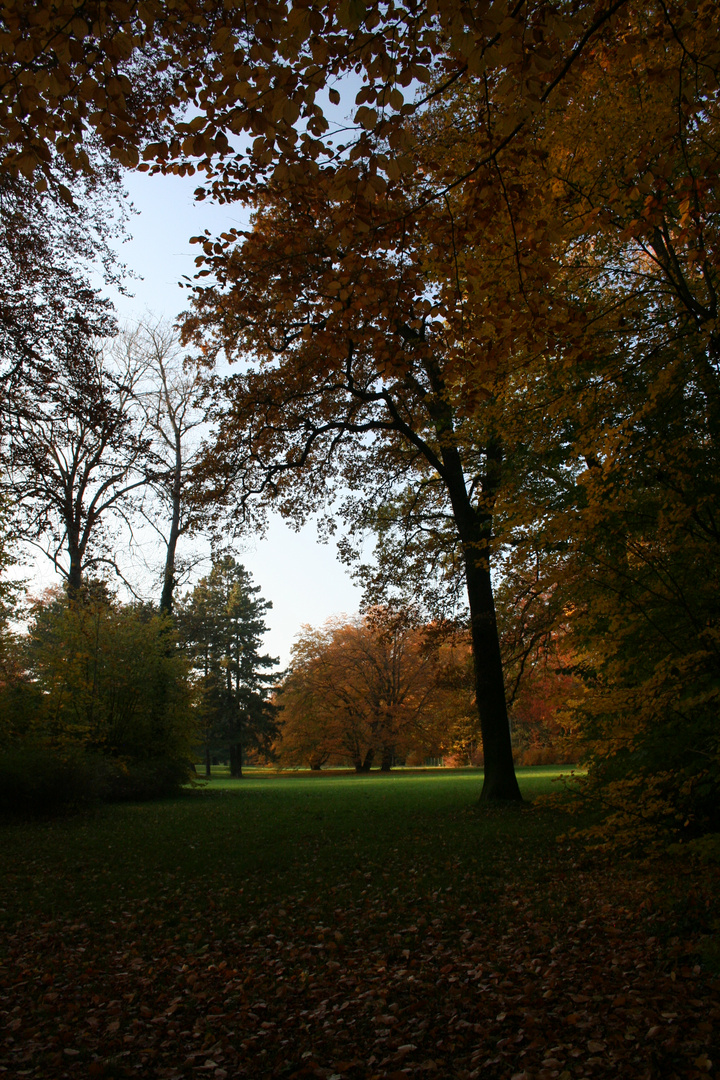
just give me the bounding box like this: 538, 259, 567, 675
131, 321, 213, 613
276, 609, 463, 772
0, 166, 123, 417
21, 583, 195, 769
184, 142, 537, 801
2, 336, 148, 593
1, 0, 635, 188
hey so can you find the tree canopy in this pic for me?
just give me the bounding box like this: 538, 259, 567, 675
276, 609, 464, 772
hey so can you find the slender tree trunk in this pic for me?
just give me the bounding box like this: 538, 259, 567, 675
67, 543, 83, 596
205, 744, 212, 778
159, 450, 182, 615
160, 525, 179, 614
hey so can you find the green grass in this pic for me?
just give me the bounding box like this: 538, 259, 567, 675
0, 767, 574, 929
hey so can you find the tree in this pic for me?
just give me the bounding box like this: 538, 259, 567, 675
185, 1, 720, 818
1, 335, 149, 593
504, 12, 720, 844
131, 321, 213, 613
7, 0, 717, 829
0, 0, 636, 185
184, 156, 534, 800
20, 583, 195, 770
0, 168, 123, 404
276, 610, 462, 772
179, 557, 277, 777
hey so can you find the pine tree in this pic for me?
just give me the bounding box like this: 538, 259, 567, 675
179, 557, 277, 777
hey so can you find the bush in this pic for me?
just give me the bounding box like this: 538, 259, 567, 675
0, 746, 193, 817
0, 745, 102, 815
96, 756, 193, 801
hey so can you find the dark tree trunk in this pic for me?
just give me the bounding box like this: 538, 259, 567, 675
205, 745, 212, 779
355, 747, 374, 773
441, 440, 522, 803
159, 530, 179, 614
67, 545, 83, 596
463, 534, 521, 801
229, 742, 243, 777
159, 449, 182, 615
380, 746, 393, 772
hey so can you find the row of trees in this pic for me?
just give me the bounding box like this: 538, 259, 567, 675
277, 610, 471, 772
275, 608, 578, 772
2, 319, 210, 609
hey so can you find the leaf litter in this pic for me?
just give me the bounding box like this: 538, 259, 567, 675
0, 798, 718, 1080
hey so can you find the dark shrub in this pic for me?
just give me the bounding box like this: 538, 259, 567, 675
0, 746, 101, 815
96, 756, 192, 801
0, 746, 192, 817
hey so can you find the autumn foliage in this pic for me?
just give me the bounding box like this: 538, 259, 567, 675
179, 1, 720, 844
1, 1, 719, 844
276, 611, 471, 772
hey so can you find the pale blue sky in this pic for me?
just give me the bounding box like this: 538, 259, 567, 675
119, 169, 362, 666
25, 168, 362, 667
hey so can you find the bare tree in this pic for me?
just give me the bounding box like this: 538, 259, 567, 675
132, 320, 211, 613
2, 335, 148, 593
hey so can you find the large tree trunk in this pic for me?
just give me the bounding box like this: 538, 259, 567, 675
442, 441, 522, 803
355, 747, 374, 773
463, 534, 521, 801
229, 742, 243, 777
380, 746, 394, 772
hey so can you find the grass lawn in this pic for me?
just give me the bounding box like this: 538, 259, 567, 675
0, 768, 717, 1079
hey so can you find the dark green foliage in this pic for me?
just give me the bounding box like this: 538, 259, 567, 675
0, 744, 192, 817
0, 585, 197, 812
93, 755, 193, 802
24, 588, 195, 760
178, 556, 278, 774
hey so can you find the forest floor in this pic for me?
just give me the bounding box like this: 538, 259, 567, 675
0, 768, 718, 1080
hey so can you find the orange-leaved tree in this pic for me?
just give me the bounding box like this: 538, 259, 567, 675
183, 148, 552, 800
275, 609, 465, 772
472, 9, 720, 846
